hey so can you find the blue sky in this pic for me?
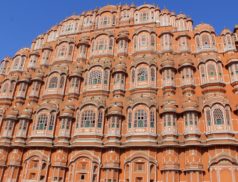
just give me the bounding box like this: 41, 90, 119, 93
0, 0, 238, 60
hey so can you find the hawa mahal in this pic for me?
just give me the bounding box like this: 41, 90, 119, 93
0, 3, 238, 182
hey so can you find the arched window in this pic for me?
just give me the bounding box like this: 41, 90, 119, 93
48, 113, 55, 130
89, 70, 102, 85
48, 77, 58, 88
97, 110, 103, 128
134, 110, 147, 128
213, 108, 224, 125
58, 45, 67, 57
128, 111, 132, 128
109, 37, 114, 50
205, 109, 211, 126
207, 63, 216, 77
196, 36, 201, 49
201, 34, 211, 48
36, 114, 48, 130
59, 76, 65, 88
81, 110, 96, 128
137, 68, 148, 81
140, 34, 148, 47
150, 111, 155, 128
132, 69, 135, 83
2, 82, 9, 93
151, 67, 156, 81
68, 45, 74, 56
151, 34, 156, 47
104, 69, 109, 84
225, 107, 231, 125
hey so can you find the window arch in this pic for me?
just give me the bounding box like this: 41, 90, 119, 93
1, 82, 9, 93
89, 70, 102, 85
213, 108, 224, 125
205, 104, 232, 133
36, 114, 48, 130
57, 45, 67, 57
201, 33, 211, 48
81, 110, 96, 128
134, 109, 147, 128
137, 67, 148, 81
48, 77, 58, 89
207, 63, 216, 77
150, 67, 156, 82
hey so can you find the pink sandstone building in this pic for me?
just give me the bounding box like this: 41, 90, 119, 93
0, 3, 238, 182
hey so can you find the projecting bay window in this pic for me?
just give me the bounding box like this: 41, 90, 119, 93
2, 120, 15, 138
28, 55, 38, 69
113, 72, 125, 91
11, 56, 25, 72
29, 81, 41, 98
162, 69, 175, 87
161, 33, 172, 51
184, 112, 200, 135
78, 44, 88, 59
16, 119, 29, 138
33, 112, 56, 137
16, 82, 28, 98
41, 49, 51, 66
180, 67, 194, 86
74, 107, 104, 136
205, 105, 232, 133
86, 68, 110, 91
58, 117, 72, 138
162, 113, 177, 136
118, 39, 128, 54
69, 77, 81, 95
228, 62, 238, 83
127, 107, 156, 134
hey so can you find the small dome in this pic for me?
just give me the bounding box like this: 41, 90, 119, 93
194, 23, 215, 34
15, 48, 30, 56
221, 28, 232, 35
177, 14, 187, 19
161, 8, 170, 15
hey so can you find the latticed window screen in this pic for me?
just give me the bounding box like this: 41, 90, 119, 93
128, 112, 132, 128
89, 70, 102, 85
36, 114, 48, 130
150, 111, 155, 128
225, 108, 230, 125
213, 108, 224, 125
134, 110, 147, 128
137, 68, 148, 81
81, 110, 96, 128
49, 77, 58, 88
208, 64, 216, 77
151, 67, 156, 81
97, 111, 103, 128
48, 114, 55, 130
206, 109, 211, 126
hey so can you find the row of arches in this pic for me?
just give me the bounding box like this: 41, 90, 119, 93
0, 149, 237, 182
1, 59, 238, 100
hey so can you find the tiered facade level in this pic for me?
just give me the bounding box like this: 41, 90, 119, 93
1, 4, 238, 182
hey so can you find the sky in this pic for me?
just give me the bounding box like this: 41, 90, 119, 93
0, 0, 238, 60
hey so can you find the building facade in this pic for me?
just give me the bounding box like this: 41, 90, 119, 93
0, 3, 238, 182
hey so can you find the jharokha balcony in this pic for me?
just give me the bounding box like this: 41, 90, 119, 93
0, 3, 238, 182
